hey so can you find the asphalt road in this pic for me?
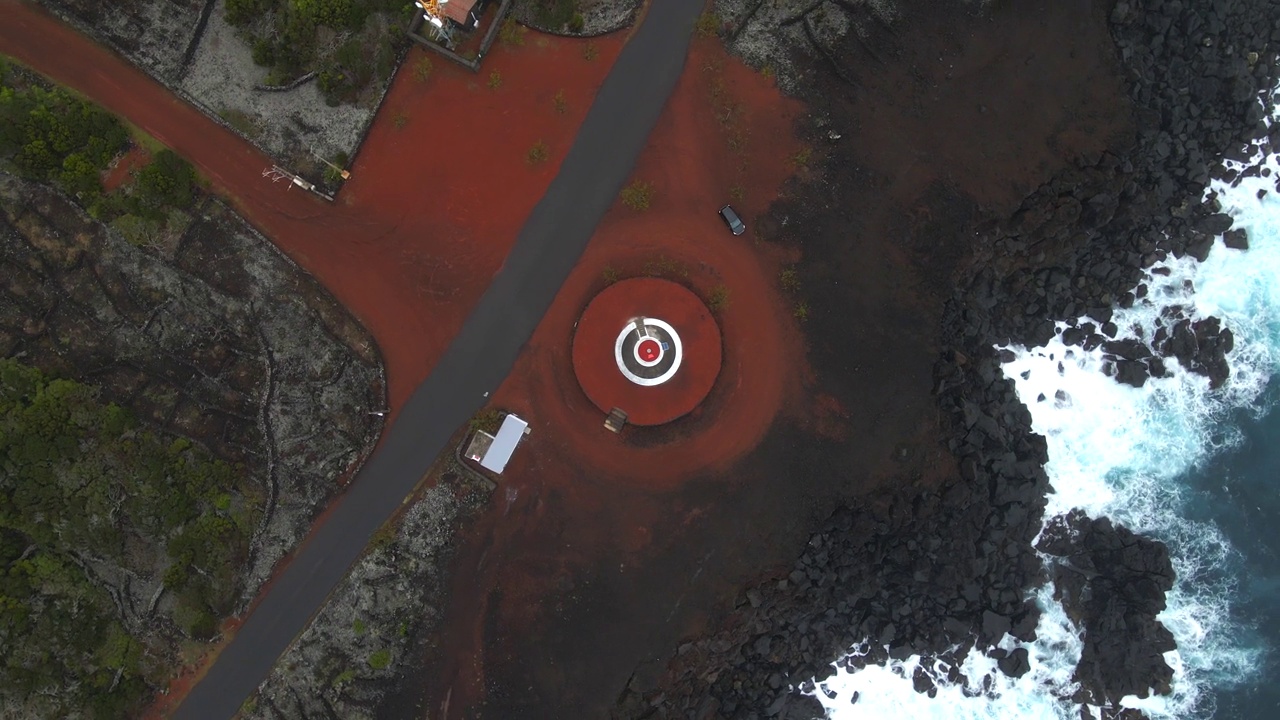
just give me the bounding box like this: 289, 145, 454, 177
173, 2, 704, 718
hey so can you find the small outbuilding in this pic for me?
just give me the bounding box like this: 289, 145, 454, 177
464, 413, 529, 474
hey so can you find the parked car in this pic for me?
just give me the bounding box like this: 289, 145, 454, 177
719, 204, 746, 235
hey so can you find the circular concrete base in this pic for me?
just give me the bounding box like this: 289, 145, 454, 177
572, 278, 722, 426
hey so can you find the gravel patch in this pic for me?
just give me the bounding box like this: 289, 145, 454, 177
179, 0, 382, 172
512, 0, 642, 36
242, 470, 490, 720
36, 0, 205, 82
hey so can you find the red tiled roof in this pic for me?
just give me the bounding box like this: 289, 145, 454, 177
442, 0, 477, 24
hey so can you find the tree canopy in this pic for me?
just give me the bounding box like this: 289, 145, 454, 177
0, 359, 260, 718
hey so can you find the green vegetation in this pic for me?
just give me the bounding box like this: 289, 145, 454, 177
353, 618, 367, 634
323, 150, 351, 185
393, 110, 410, 129
729, 184, 745, 202
1, 70, 202, 246
219, 106, 261, 138
0, 79, 127, 200
707, 284, 731, 312
224, 0, 411, 106
488, 70, 503, 90
413, 56, 434, 83
499, 18, 527, 47
779, 266, 801, 293
553, 89, 568, 114
601, 265, 619, 285
583, 41, 599, 61
620, 179, 653, 211
527, 139, 550, 165
791, 146, 813, 168
367, 648, 392, 670
568, 12, 585, 33
793, 301, 810, 321
695, 12, 720, 39
531, 0, 580, 30
0, 358, 258, 718
469, 408, 503, 434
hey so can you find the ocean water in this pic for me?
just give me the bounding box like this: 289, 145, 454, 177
808, 108, 1280, 718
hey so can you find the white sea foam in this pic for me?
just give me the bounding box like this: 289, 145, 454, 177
808, 95, 1280, 720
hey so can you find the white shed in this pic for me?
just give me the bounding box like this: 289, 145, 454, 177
477, 413, 528, 474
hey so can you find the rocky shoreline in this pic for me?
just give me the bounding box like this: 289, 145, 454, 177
618, 0, 1279, 717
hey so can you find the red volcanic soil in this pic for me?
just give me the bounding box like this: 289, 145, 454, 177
425, 38, 813, 719
572, 277, 722, 426
102, 142, 150, 193
0, 3, 623, 414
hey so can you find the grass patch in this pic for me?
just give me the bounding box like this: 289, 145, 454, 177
488, 70, 503, 90
695, 12, 720, 38
620, 179, 653, 211
413, 56, 434, 83
583, 41, 599, 61
793, 301, 810, 321
601, 265, 619, 285
218, 107, 260, 139
353, 619, 367, 635
527, 140, 550, 165
368, 649, 392, 670
779, 267, 801, 293
707, 284, 731, 312
553, 90, 568, 114
393, 110, 409, 129
499, 19, 526, 46
470, 409, 503, 434
791, 147, 813, 168
729, 185, 745, 203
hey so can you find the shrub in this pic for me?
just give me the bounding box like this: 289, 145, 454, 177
393, 110, 409, 129
791, 147, 812, 168
469, 409, 502, 434
527, 140, 549, 165
368, 649, 392, 670
707, 284, 730, 311
583, 41, 599, 61
532, 0, 578, 29
499, 18, 526, 46
488, 70, 503, 89
694, 12, 719, 38
779, 267, 801, 293
353, 619, 367, 635
601, 265, 619, 285
793, 301, 810, 321
413, 56, 434, 83
553, 90, 568, 114
568, 12, 584, 33
620, 180, 652, 211
251, 38, 277, 67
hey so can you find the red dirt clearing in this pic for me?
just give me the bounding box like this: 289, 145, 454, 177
428, 37, 813, 718
0, 3, 623, 415
101, 142, 150, 193
571, 277, 721, 427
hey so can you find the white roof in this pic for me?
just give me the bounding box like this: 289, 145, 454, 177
480, 414, 527, 473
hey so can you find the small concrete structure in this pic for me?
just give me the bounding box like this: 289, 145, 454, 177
464, 413, 529, 474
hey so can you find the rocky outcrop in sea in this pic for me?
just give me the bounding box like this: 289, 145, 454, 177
615, 0, 1280, 717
